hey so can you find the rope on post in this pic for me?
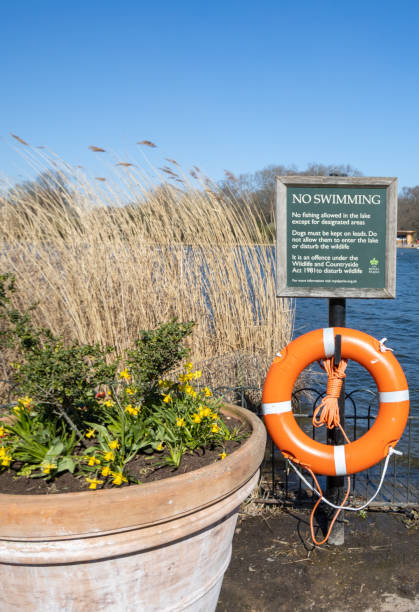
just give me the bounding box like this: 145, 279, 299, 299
313, 356, 349, 442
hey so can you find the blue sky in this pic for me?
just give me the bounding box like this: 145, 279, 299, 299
1, 0, 418, 190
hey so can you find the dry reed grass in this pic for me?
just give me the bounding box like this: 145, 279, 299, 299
0, 142, 293, 392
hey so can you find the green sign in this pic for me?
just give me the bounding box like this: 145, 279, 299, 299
287, 186, 386, 289
276, 177, 398, 298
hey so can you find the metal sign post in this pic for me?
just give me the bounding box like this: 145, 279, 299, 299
326, 297, 346, 545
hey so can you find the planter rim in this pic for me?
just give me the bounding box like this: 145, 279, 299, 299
0, 404, 266, 540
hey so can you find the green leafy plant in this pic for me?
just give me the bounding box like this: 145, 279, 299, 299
0, 275, 244, 491
4, 402, 77, 478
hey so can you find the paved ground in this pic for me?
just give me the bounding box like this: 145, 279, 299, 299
217, 507, 419, 612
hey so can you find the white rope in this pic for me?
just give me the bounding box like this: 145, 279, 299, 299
379, 337, 394, 352
287, 446, 402, 512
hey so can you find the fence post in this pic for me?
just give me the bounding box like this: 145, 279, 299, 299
326, 297, 346, 544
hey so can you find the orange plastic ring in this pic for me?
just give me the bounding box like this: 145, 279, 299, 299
262, 327, 409, 476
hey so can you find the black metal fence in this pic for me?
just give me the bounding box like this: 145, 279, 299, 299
214, 385, 419, 508
2, 377, 417, 507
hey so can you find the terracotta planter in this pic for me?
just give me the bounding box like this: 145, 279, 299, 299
0, 404, 266, 611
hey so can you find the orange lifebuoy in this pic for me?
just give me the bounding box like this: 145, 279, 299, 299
262, 327, 409, 476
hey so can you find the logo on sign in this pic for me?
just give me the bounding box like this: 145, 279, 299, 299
369, 257, 380, 273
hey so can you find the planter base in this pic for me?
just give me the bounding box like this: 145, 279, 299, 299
0, 473, 259, 612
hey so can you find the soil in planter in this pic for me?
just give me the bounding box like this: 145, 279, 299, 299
0, 415, 251, 495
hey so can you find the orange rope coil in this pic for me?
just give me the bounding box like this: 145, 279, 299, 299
313, 357, 349, 440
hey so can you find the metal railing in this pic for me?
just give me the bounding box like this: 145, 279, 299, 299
214, 385, 419, 508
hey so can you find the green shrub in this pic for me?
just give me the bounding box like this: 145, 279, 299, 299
0, 275, 242, 489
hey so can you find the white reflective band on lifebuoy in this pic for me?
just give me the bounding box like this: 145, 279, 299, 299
262, 401, 292, 415
334, 445, 347, 476
379, 390, 409, 403
323, 327, 335, 358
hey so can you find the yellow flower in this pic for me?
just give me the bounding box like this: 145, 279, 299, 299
204, 387, 213, 397
104, 399, 115, 408
0, 446, 12, 466
163, 394, 172, 404
185, 362, 193, 371
111, 472, 128, 486
86, 477, 103, 490
109, 440, 120, 450
185, 384, 198, 398
192, 413, 201, 424
199, 407, 211, 418
104, 451, 115, 462
101, 465, 111, 477
219, 452, 227, 460
193, 370, 202, 379
179, 372, 193, 382
0, 426, 5, 437
211, 424, 220, 434
85, 428, 96, 439
42, 462, 57, 474
88, 456, 101, 466
17, 396, 33, 408
0, 447, 13, 466
119, 368, 131, 380
176, 418, 185, 428
156, 442, 164, 451
125, 404, 138, 416
1, 454, 12, 466
125, 387, 135, 395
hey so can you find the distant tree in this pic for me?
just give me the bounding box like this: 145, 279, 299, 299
2, 170, 80, 237
398, 185, 419, 232
219, 162, 363, 228
8, 169, 69, 206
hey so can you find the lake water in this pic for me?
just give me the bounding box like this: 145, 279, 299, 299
292, 247, 418, 394
289, 248, 418, 465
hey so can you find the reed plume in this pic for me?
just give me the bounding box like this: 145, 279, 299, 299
137, 140, 157, 148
